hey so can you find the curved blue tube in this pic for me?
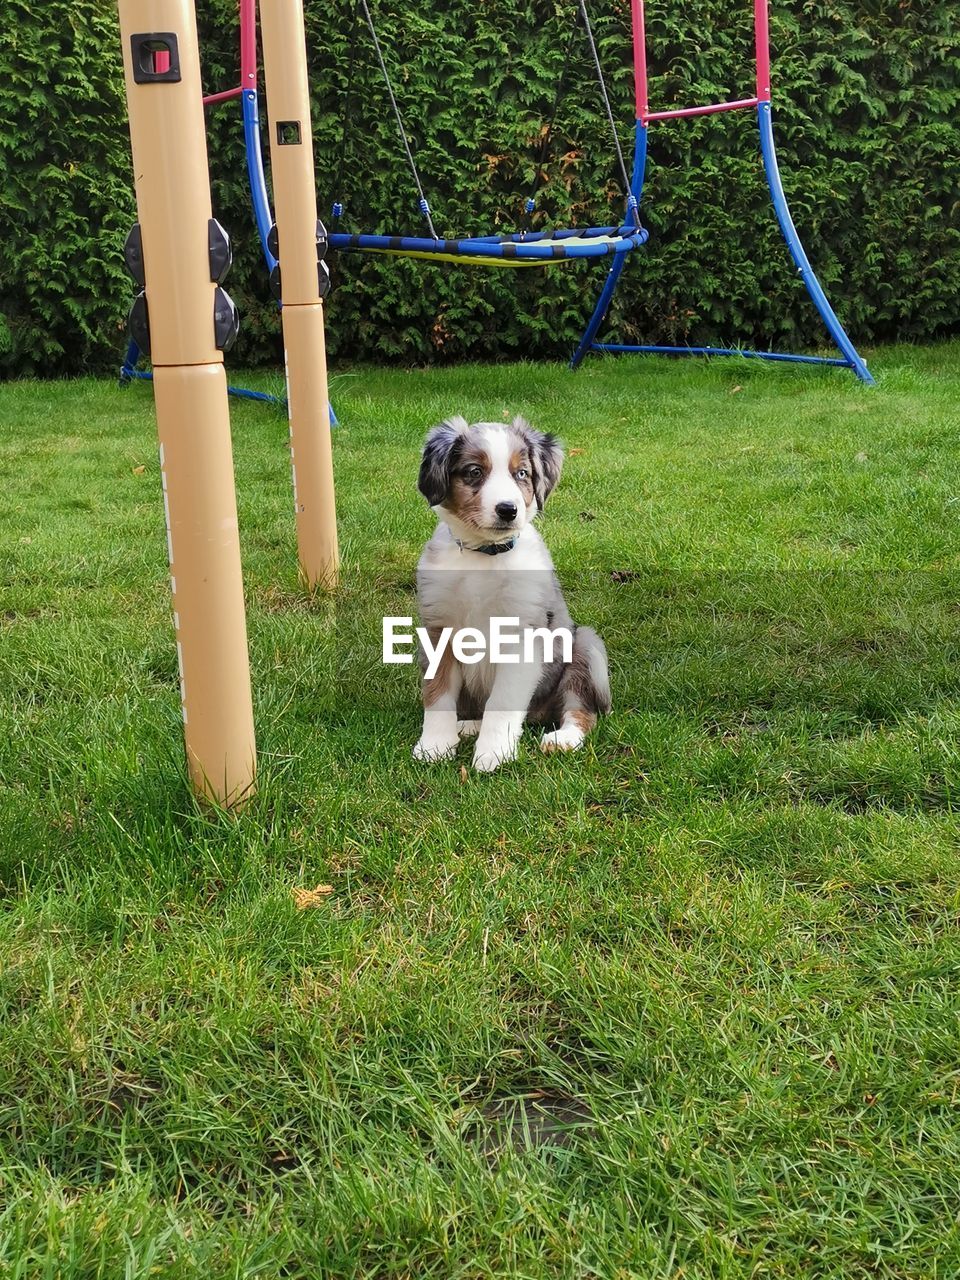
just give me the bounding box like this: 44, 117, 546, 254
570, 121, 647, 368
573, 108, 874, 384
593, 344, 849, 366
328, 225, 647, 262
119, 338, 141, 383
757, 102, 873, 385
243, 88, 277, 271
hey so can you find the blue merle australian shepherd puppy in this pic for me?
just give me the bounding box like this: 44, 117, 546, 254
414, 415, 610, 772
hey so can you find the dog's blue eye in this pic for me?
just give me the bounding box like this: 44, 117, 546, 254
515, 469, 528, 480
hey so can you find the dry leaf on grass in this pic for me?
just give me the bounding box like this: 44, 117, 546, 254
568, 448, 585, 457
292, 884, 334, 909
132, 464, 146, 475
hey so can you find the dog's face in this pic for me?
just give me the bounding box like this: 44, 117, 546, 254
418, 416, 564, 540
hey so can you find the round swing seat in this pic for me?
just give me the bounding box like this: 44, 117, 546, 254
327, 223, 648, 268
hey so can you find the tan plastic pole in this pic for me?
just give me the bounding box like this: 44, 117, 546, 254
118, 0, 257, 805
259, 0, 340, 590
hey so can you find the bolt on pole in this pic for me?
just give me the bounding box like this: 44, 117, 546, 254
118, 0, 257, 805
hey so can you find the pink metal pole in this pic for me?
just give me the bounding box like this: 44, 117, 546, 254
646, 96, 759, 122
650, 96, 762, 120
631, 0, 649, 122
639, 0, 770, 122
203, 85, 244, 105
240, 0, 257, 89
754, 0, 771, 101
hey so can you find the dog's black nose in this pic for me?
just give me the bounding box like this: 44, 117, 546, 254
495, 501, 518, 522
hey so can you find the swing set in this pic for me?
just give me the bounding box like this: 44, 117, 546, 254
238, 0, 871, 381
122, 0, 873, 385
322, 0, 649, 267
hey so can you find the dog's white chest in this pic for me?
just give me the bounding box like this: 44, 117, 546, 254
417, 528, 556, 697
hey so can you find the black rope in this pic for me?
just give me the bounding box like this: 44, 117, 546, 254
332, 0, 360, 218
577, 0, 640, 226
357, 0, 438, 238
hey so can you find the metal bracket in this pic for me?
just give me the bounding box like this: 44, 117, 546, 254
269, 262, 331, 303
130, 33, 181, 84
214, 287, 240, 351
208, 219, 233, 284
267, 220, 331, 300
127, 291, 150, 356
123, 223, 145, 287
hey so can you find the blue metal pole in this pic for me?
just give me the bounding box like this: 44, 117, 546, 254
592, 344, 849, 366
757, 101, 874, 385
119, 338, 141, 384
570, 120, 647, 369
242, 88, 278, 271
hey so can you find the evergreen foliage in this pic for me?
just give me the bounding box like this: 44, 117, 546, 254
1, 0, 957, 374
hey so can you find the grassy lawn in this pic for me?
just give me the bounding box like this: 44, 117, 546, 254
1, 343, 959, 1277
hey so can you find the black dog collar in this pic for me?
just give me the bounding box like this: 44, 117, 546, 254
456, 536, 518, 556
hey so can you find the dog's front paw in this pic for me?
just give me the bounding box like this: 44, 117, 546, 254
472, 736, 519, 773
413, 733, 459, 763
541, 726, 586, 753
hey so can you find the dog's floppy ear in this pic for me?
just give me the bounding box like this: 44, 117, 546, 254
514, 416, 564, 510
418, 416, 468, 506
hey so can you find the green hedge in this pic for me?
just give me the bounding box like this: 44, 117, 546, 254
1, 0, 957, 376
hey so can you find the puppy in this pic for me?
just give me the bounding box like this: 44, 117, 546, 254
414, 415, 611, 772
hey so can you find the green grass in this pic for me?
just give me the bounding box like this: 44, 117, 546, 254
1, 344, 959, 1278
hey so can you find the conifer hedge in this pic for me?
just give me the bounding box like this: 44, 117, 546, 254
1, 0, 957, 375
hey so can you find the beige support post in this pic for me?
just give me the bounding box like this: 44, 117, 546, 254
118, 0, 256, 805
259, 0, 340, 590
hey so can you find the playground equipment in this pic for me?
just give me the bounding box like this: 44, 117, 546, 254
119, 0, 338, 431
117, 0, 337, 803
569, 0, 874, 382
255, 0, 650, 267
216, 0, 650, 271
249, 0, 870, 378
129, 0, 872, 383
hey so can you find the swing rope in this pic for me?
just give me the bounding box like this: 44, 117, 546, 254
577, 0, 640, 224
324, 0, 648, 265
356, 0, 438, 238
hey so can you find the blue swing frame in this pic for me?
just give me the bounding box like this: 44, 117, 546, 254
570, 0, 874, 384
